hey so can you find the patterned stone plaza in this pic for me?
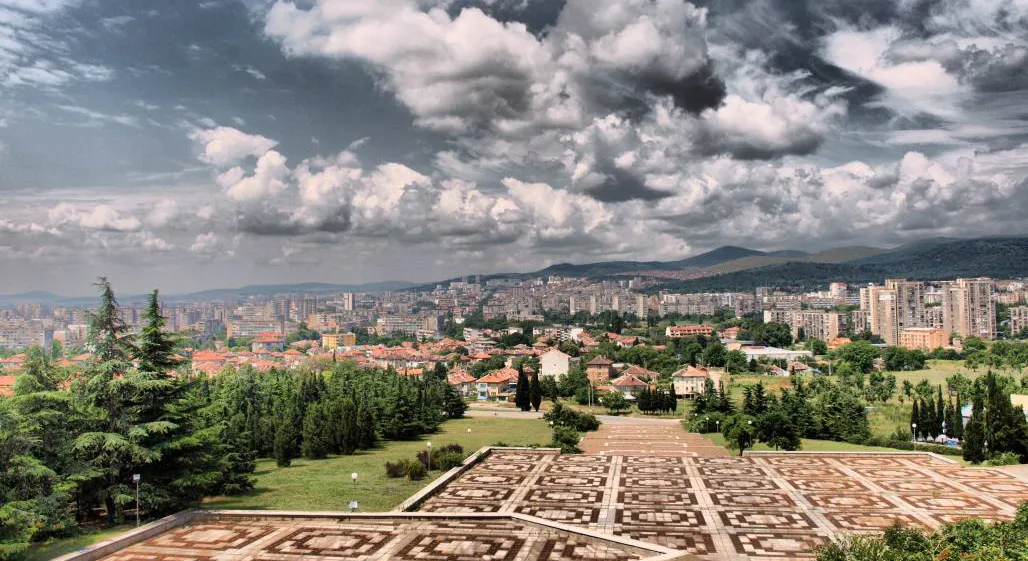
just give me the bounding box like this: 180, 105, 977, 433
418, 449, 1027, 560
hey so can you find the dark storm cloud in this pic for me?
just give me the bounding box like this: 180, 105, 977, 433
584, 164, 671, 203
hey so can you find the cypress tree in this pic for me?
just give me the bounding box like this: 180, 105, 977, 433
963, 397, 987, 464
301, 403, 329, 460
274, 416, 294, 468
936, 386, 946, 437
952, 392, 964, 439
444, 384, 467, 419
529, 371, 542, 412
357, 399, 377, 449
515, 365, 530, 411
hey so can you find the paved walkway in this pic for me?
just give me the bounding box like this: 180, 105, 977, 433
579, 422, 730, 457
419, 450, 1026, 560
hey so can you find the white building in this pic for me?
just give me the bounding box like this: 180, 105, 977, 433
540, 349, 571, 379
740, 346, 813, 362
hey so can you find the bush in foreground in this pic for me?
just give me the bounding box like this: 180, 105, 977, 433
817, 502, 1028, 560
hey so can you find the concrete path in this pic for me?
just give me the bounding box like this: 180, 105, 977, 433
579, 419, 731, 457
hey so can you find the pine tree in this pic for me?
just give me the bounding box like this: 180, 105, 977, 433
136, 290, 180, 375
529, 371, 542, 412
963, 397, 987, 464
515, 365, 530, 411
86, 277, 133, 364
274, 414, 295, 467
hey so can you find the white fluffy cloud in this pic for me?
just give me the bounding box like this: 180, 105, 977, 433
190, 126, 279, 166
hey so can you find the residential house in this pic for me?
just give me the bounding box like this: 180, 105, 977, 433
740, 346, 812, 362
540, 348, 571, 379
619, 364, 660, 382
252, 332, 287, 352
476, 367, 519, 401
585, 356, 614, 384
827, 337, 852, 351
0, 353, 26, 371
0, 375, 15, 396
672, 365, 718, 398
447, 367, 476, 397
610, 373, 649, 398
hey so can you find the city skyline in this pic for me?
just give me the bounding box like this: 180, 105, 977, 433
3, 0, 1028, 294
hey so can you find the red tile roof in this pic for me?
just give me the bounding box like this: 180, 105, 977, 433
478, 367, 519, 384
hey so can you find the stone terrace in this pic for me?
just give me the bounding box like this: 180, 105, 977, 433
417, 449, 1027, 560
90, 512, 685, 561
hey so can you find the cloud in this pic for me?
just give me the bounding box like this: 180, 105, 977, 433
190, 126, 279, 166
48, 203, 143, 232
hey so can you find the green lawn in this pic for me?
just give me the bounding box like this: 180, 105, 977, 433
702, 432, 898, 453
20, 526, 131, 561
203, 416, 551, 513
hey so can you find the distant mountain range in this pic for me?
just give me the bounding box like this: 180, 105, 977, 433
3, 236, 1026, 306
0, 281, 417, 306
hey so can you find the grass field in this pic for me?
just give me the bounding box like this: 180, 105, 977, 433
203, 416, 551, 513
20, 526, 131, 561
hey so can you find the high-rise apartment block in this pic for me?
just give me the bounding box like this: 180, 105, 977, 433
1010, 306, 1028, 337
941, 278, 996, 339
861, 278, 995, 344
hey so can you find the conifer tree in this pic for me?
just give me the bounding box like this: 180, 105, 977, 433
935, 386, 946, 437
911, 400, 921, 440
301, 403, 330, 460
136, 290, 179, 375
963, 397, 987, 464
515, 365, 530, 411
444, 384, 467, 419
951, 392, 964, 439
529, 371, 542, 412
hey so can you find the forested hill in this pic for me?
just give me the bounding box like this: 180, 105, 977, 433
653, 237, 1028, 292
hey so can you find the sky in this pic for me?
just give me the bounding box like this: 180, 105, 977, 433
1, 0, 1027, 295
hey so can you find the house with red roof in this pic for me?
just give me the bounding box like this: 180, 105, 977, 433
585, 356, 614, 384
0, 375, 16, 396
476, 367, 519, 401
610, 373, 650, 398
447, 367, 476, 397
252, 333, 286, 352
0, 354, 26, 371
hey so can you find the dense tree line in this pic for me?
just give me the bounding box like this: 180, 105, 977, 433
961, 372, 1028, 464
0, 279, 451, 559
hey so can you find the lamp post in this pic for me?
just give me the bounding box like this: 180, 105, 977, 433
132, 474, 141, 527
911, 422, 917, 442
716, 420, 720, 433
426, 441, 432, 471
704, 416, 710, 433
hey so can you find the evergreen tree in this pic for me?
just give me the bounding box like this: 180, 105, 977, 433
274, 411, 296, 467
951, 392, 964, 439
443, 384, 467, 419
963, 397, 987, 464
136, 290, 180, 375
86, 277, 133, 364
935, 386, 946, 437
529, 371, 542, 412
515, 365, 530, 411
300, 403, 330, 460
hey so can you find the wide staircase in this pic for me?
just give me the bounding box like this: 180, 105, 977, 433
578, 419, 730, 457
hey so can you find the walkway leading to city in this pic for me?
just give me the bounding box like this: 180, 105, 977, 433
579, 419, 730, 457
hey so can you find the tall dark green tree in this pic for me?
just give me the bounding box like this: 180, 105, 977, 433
515, 365, 530, 411
300, 403, 330, 460
935, 386, 946, 437
911, 400, 921, 440
529, 371, 542, 412
951, 392, 964, 439
136, 290, 179, 375
443, 384, 467, 419
963, 397, 987, 464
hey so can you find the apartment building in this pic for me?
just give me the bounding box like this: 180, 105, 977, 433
899, 328, 949, 350
942, 278, 996, 339
1009, 306, 1028, 336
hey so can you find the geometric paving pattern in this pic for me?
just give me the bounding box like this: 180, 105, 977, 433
419, 448, 1025, 560
98, 516, 659, 561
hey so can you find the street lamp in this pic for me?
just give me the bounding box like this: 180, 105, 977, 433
426, 441, 432, 471
132, 474, 141, 527
911, 423, 917, 442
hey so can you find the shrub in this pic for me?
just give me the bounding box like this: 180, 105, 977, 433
384, 460, 408, 478
406, 460, 427, 481
816, 503, 1028, 560
436, 452, 465, 471
544, 403, 601, 432
987, 451, 1021, 466
862, 436, 964, 457
550, 426, 582, 454
439, 443, 464, 456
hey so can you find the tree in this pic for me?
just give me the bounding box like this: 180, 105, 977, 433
601, 391, 630, 415
443, 384, 467, 419
514, 365, 530, 411
86, 277, 133, 364
725, 350, 748, 373
804, 338, 828, 355
963, 397, 987, 464
701, 341, 727, 367
837, 341, 879, 373
951, 391, 964, 439
722, 414, 757, 456
300, 403, 330, 460
529, 371, 542, 412
756, 408, 801, 451
136, 290, 180, 375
